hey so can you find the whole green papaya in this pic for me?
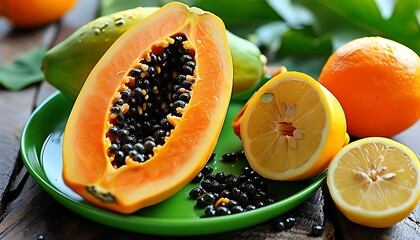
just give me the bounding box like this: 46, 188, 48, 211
228, 31, 267, 95
42, 7, 266, 101
42, 7, 158, 101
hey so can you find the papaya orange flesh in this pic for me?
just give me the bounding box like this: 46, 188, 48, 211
62, 2, 233, 214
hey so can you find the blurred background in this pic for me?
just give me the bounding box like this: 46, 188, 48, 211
98, 0, 420, 78
0, 0, 419, 89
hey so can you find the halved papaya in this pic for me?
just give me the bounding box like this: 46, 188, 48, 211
62, 2, 233, 214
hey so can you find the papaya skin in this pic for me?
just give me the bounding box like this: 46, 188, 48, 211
41, 7, 159, 101
42, 7, 266, 101
228, 31, 267, 94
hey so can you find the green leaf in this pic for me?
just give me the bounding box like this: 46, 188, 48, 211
100, 0, 200, 16
276, 55, 329, 79
317, 0, 420, 53
295, 0, 371, 50
195, 0, 280, 25
0, 48, 46, 91
99, 0, 280, 37
100, 0, 161, 16
375, 0, 397, 19
267, 0, 314, 28
276, 28, 333, 57
252, 21, 289, 56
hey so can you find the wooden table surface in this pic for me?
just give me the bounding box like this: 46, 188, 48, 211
0, 1, 419, 239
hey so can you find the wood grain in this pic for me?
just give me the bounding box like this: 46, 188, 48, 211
0, 0, 419, 239
0, 14, 59, 217
0, 175, 330, 240
0, 88, 37, 215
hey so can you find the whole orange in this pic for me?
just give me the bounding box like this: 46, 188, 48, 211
318, 36, 420, 137
0, 0, 77, 29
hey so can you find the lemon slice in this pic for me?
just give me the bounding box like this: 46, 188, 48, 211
327, 137, 420, 228
240, 71, 349, 181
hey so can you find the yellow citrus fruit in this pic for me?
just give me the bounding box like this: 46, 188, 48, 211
232, 65, 288, 137
0, 0, 77, 29
327, 137, 420, 228
239, 71, 349, 181
318, 36, 420, 138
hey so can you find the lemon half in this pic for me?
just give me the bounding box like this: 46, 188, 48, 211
240, 71, 349, 181
327, 137, 420, 228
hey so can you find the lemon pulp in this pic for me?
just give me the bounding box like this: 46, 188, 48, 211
327, 137, 420, 228
246, 79, 325, 172
240, 71, 348, 181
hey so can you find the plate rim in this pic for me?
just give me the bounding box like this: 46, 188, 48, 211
20, 91, 326, 236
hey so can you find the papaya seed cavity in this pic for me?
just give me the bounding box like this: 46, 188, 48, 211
105, 33, 197, 169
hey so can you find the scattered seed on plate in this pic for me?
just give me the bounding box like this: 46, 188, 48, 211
310, 224, 324, 236
285, 217, 297, 229
189, 152, 278, 217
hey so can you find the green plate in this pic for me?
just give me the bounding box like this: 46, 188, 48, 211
20, 91, 326, 236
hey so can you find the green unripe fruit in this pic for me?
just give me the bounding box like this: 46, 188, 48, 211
42, 7, 266, 101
